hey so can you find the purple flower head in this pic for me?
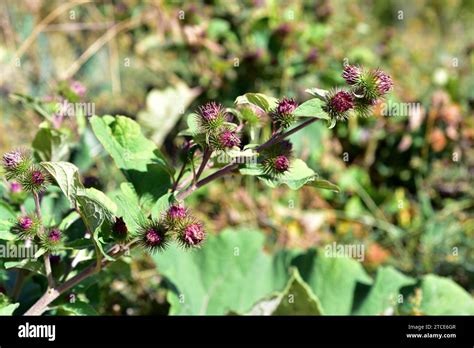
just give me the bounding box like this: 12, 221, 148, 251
10, 182, 22, 193
330, 91, 355, 113
167, 204, 187, 220
199, 102, 224, 122
31, 170, 45, 185
276, 97, 298, 116
48, 229, 61, 243
18, 216, 33, 230
342, 65, 361, 85
112, 217, 128, 237
182, 223, 205, 247
2, 151, 22, 169
70, 80, 86, 98
219, 130, 241, 149
145, 229, 162, 246
373, 69, 393, 95
274, 155, 290, 173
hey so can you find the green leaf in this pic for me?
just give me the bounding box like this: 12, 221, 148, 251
0, 220, 15, 241
32, 126, 70, 162
65, 238, 93, 249
235, 93, 278, 113
57, 301, 98, 316
419, 274, 474, 315
293, 98, 329, 120
40, 161, 84, 206
112, 183, 144, 233
292, 249, 372, 315
150, 192, 175, 219
0, 294, 20, 315
248, 268, 324, 315
305, 88, 328, 100
153, 228, 291, 315
353, 266, 415, 315
90, 115, 173, 209
76, 188, 117, 261
308, 178, 340, 193
4, 259, 44, 276
137, 83, 198, 146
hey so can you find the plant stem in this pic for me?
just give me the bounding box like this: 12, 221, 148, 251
177, 117, 321, 200
24, 116, 322, 315
172, 159, 187, 192
33, 192, 55, 289
24, 242, 134, 316
256, 117, 319, 151
195, 147, 212, 181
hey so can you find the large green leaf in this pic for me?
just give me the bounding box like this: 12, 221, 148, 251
32, 126, 70, 162
137, 82, 198, 145
292, 249, 372, 315
90, 115, 173, 209
235, 93, 278, 113
153, 228, 291, 315
419, 275, 474, 315
260, 159, 339, 192
248, 268, 324, 315
76, 188, 117, 261
353, 266, 415, 315
40, 161, 84, 206
111, 183, 144, 233
293, 98, 329, 120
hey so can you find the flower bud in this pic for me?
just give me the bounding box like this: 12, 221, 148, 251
70, 80, 86, 98
272, 97, 298, 129
138, 219, 170, 253
274, 155, 290, 173
373, 69, 393, 95
20, 167, 49, 193
178, 222, 205, 248
112, 217, 128, 241
10, 182, 22, 193
196, 102, 227, 135
13, 215, 39, 239
323, 89, 355, 122
40, 228, 62, 252
2, 150, 31, 179
342, 65, 362, 85
19, 216, 33, 230
261, 140, 293, 176
218, 130, 241, 149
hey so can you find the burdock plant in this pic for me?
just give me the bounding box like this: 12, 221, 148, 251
1, 64, 393, 316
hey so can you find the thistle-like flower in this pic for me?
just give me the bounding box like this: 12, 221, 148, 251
342, 65, 362, 85
177, 221, 206, 248
166, 204, 187, 221
271, 97, 298, 129
112, 217, 128, 242
274, 155, 290, 173
2, 149, 31, 180
12, 215, 39, 239
323, 89, 355, 122
261, 140, 294, 176
373, 69, 393, 96
137, 219, 170, 253
19, 166, 49, 193
219, 129, 241, 149
40, 228, 63, 252
70, 80, 86, 98
196, 102, 227, 133
10, 182, 22, 193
